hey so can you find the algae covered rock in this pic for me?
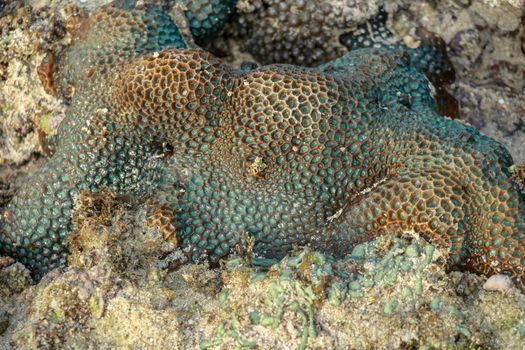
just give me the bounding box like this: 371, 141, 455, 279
198, 233, 525, 349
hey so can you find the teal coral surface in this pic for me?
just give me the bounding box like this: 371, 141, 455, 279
0, 0, 523, 292
181, 0, 237, 43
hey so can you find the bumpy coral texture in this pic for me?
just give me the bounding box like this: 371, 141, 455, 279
0, 0, 231, 277
181, 0, 237, 43
339, 9, 454, 84
232, 4, 459, 117
339, 8, 458, 118
232, 0, 378, 66
0, 1, 524, 291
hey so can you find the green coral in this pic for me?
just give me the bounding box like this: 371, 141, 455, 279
0, 0, 524, 295
180, 0, 237, 43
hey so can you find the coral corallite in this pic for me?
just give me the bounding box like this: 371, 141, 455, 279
0, 0, 523, 291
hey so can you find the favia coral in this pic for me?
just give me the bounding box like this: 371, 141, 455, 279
231, 0, 380, 66
0, 0, 524, 293
232, 3, 459, 118
180, 0, 238, 44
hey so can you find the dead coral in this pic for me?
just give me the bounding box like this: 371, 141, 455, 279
511, 164, 525, 193
0, 4, 66, 167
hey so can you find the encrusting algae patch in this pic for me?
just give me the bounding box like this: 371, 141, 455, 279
0, 0, 525, 349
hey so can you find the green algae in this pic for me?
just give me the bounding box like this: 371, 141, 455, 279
430, 296, 442, 311
383, 298, 399, 315
38, 111, 58, 136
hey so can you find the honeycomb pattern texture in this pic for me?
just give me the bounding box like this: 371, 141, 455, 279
0, 0, 233, 278
52, 1, 188, 99
181, 0, 237, 44
232, 3, 458, 117
0, 1, 524, 291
